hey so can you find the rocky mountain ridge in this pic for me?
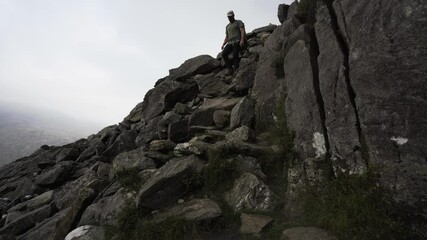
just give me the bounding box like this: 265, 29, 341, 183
0, 0, 425, 239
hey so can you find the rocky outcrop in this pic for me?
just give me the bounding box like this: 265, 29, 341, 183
0, 1, 425, 239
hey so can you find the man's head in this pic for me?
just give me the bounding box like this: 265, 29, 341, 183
227, 10, 235, 23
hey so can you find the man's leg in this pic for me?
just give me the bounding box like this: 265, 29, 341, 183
222, 44, 233, 70
232, 43, 241, 70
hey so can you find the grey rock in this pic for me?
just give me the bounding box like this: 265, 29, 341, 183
16, 208, 71, 240
138, 169, 157, 183
65, 225, 105, 240
102, 130, 138, 158
56, 148, 80, 162
213, 110, 230, 128
149, 140, 177, 153
35, 161, 74, 187
0, 205, 52, 236
333, 0, 427, 228
168, 119, 189, 143
234, 155, 266, 181
79, 189, 130, 227
240, 213, 273, 234
135, 116, 162, 147
281, 227, 337, 240
78, 139, 106, 162
174, 141, 211, 157
226, 126, 255, 143
195, 73, 228, 97
153, 199, 222, 223
8, 190, 53, 213
315, 2, 364, 175
111, 148, 156, 175
226, 172, 278, 212
169, 55, 220, 82
0, 178, 40, 202
188, 108, 215, 127
251, 24, 277, 35
230, 63, 257, 96
157, 111, 182, 139
284, 40, 325, 160
230, 97, 255, 129
278, 4, 290, 24
173, 102, 190, 115
136, 155, 205, 210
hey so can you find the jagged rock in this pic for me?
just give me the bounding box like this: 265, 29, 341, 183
195, 73, 228, 97
215, 140, 274, 158
102, 130, 137, 158
230, 63, 257, 96
240, 213, 273, 234
284, 40, 325, 160
189, 97, 242, 127
315, 2, 364, 175
168, 119, 189, 143
79, 189, 130, 227
0, 205, 52, 236
169, 55, 220, 81
282, 24, 313, 55
230, 97, 255, 129
65, 225, 105, 240
213, 110, 230, 128
35, 161, 74, 187
0, 178, 40, 202
226, 172, 278, 212
157, 111, 182, 139
149, 140, 177, 153
153, 199, 222, 223
252, 24, 278, 35
8, 190, 53, 213
248, 45, 263, 55
136, 155, 204, 209
77, 139, 106, 162
135, 116, 162, 147
138, 169, 157, 183
11, 208, 69, 240
56, 148, 80, 162
281, 227, 337, 240
111, 148, 155, 177
251, 0, 300, 126
278, 4, 290, 23
226, 126, 255, 143
125, 80, 199, 123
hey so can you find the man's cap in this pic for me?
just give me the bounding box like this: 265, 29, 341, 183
227, 11, 234, 17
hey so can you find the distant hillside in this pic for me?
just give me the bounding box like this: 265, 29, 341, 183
0, 102, 103, 166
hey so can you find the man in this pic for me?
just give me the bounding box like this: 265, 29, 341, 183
221, 10, 246, 74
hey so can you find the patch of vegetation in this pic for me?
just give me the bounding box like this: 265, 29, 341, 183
300, 169, 416, 240
273, 56, 285, 78
116, 168, 143, 192
202, 148, 237, 193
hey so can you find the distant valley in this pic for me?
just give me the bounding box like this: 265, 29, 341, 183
0, 102, 104, 166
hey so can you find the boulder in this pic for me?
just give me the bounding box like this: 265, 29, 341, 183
79, 189, 130, 227
0, 178, 40, 202
169, 55, 220, 81
234, 155, 266, 181
195, 73, 228, 97
173, 102, 190, 115
189, 97, 242, 127
278, 4, 290, 24
56, 148, 80, 162
77, 139, 106, 162
111, 148, 156, 175
65, 225, 105, 240
229, 63, 257, 96
35, 161, 74, 187
281, 227, 337, 240
16, 208, 71, 240
226, 126, 255, 143
157, 111, 182, 133
168, 119, 189, 143
153, 199, 222, 223
136, 155, 205, 210
102, 130, 138, 158
251, 24, 278, 35
226, 173, 278, 212
8, 190, 53, 213
213, 110, 230, 128
240, 213, 273, 234
135, 116, 163, 147
174, 141, 211, 157
230, 97, 255, 129
0, 205, 52, 236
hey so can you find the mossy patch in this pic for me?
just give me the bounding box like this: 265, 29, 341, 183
116, 168, 143, 192
300, 170, 416, 240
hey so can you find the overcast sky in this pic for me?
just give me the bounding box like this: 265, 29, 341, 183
0, 0, 294, 127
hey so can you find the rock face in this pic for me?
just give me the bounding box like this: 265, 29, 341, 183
0, 1, 425, 239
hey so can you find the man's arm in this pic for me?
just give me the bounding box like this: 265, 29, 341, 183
239, 25, 246, 48
222, 36, 229, 50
